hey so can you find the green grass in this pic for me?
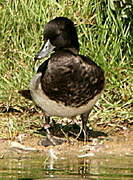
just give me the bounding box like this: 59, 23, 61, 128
0, 0, 133, 138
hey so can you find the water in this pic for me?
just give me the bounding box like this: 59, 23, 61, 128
0, 151, 133, 179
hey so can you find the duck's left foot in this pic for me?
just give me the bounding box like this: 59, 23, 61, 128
76, 111, 91, 141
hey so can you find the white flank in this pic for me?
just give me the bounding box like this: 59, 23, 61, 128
30, 73, 101, 117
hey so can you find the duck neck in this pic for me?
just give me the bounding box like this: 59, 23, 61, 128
55, 47, 79, 55
64, 47, 79, 55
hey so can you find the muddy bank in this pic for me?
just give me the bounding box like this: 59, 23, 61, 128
0, 129, 133, 159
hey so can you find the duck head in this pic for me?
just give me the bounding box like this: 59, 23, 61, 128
34, 17, 79, 60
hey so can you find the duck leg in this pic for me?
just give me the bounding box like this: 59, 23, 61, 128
43, 115, 56, 144
81, 111, 90, 141
40, 115, 66, 146
75, 111, 91, 141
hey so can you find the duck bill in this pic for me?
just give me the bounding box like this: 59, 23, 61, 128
34, 39, 55, 60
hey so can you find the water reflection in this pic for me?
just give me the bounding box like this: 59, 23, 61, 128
0, 151, 133, 179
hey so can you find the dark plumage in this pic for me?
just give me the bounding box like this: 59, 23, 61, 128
38, 51, 104, 107
30, 17, 105, 143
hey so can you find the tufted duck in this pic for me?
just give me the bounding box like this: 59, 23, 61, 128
30, 17, 105, 144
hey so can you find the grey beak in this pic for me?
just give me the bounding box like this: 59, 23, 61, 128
34, 39, 55, 60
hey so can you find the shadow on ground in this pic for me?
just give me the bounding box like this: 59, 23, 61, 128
35, 122, 107, 146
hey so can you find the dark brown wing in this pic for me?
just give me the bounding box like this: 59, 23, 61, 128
40, 51, 105, 107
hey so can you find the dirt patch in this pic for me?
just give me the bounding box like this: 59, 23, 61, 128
0, 107, 132, 157
0, 129, 133, 159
